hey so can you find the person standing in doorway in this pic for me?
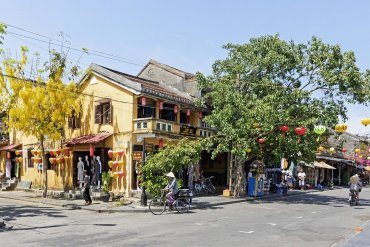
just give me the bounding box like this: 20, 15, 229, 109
83, 170, 92, 205
77, 157, 84, 188
298, 168, 306, 191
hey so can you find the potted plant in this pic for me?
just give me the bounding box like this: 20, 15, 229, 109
101, 172, 112, 202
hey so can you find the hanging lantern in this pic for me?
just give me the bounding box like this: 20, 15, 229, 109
17, 157, 23, 163
318, 146, 325, 151
314, 125, 326, 135
342, 148, 347, 153
367, 157, 370, 160
108, 161, 114, 168
108, 149, 113, 159
37, 150, 42, 156
329, 147, 335, 153
63, 147, 70, 156
56, 149, 61, 156
359, 155, 363, 159
6, 152, 11, 159
186, 109, 191, 117
280, 125, 289, 133
355, 148, 361, 153
49, 158, 56, 165
49, 150, 54, 156
198, 111, 203, 119
257, 138, 265, 144
89, 146, 94, 157
118, 150, 125, 157
174, 105, 178, 114
159, 138, 164, 149
246, 148, 252, 153
295, 127, 307, 136
361, 118, 370, 127
141, 97, 146, 106
31, 150, 37, 156
159, 101, 163, 111
335, 123, 347, 133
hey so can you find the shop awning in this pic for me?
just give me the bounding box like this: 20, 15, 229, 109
316, 155, 355, 166
313, 161, 336, 169
65, 133, 112, 145
0, 143, 21, 151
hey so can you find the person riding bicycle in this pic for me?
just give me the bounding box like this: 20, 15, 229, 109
164, 172, 178, 206
348, 174, 362, 201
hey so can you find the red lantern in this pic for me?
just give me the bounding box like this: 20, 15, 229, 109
295, 127, 306, 136
56, 149, 61, 156
159, 102, 163, 111
90, 146, 94, 157
258, 138, 265, 144
6, 152, 11, 159
118, 150, 125, 157
108, 149, 113, 159
342, 148, 347, 153
280, 125, 289, 133
50, 150, 54, 156
198, 111, 203, 119
63, 147, 70, 156
141, 97, 146, 106
174, 105, 178, 114
186, 109, 191, 117
159, 138, 164, 149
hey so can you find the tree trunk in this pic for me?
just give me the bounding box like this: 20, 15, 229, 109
233, 157, 247, 198
41, 136, 48, 198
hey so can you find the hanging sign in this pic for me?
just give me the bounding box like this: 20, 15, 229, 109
180, 125, 197, 136
133, 151, 143, 161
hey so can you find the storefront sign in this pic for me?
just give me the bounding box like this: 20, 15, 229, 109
180, 125, 197, 136
133, 151, 143, 161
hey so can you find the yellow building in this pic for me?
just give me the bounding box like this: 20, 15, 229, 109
1, 62, 219, 195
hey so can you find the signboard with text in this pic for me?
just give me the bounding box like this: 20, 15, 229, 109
180, 125, 197, 137
133, 151, 143, 161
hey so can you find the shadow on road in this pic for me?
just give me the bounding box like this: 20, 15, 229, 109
0, 204, 67, 222
257, 192, 370, 208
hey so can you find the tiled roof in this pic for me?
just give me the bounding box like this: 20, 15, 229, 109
90, 64, 194, 105
0, 143, 21, 151
65, 133, 112, 145
138, 59, 196, 80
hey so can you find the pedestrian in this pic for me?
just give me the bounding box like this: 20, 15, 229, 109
298, 168, 306, 191
82, 170, 92, 205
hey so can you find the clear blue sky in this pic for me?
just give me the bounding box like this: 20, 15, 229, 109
1, 0, 369, 134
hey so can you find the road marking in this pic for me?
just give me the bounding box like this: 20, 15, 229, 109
311, 212, 317, 214
219, 216, 231, 219
293, 216, 303, 219
195, 223, 202, 226
238, 231, 254, 234
267, 223, 277, 226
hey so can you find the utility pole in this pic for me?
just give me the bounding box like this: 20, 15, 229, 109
140, 137, 147, 206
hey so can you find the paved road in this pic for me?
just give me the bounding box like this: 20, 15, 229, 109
1, 188, 370, 247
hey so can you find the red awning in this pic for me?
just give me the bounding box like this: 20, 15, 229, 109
65, 133, 112, 145
0, 143, 21, 151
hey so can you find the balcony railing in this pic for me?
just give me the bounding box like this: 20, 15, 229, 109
133, 118, 213, 138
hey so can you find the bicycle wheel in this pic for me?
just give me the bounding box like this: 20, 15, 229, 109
206, 183, 216, 194
149, 198, 166, 215
175, 197, 190, 213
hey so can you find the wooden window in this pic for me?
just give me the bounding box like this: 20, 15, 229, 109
95, 101, 113, 125
68, 110, 81, 129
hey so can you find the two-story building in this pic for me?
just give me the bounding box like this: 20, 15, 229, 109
0, 61, 228, 196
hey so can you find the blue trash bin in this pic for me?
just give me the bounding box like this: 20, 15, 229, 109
248, 177, 264, 197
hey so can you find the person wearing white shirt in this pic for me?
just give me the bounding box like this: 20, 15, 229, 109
298, 169, 306, 191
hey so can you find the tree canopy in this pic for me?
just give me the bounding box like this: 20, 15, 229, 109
197, 35, 370, 165
0, 29, 81, 197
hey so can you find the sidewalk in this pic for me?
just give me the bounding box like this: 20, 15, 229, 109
0, 188, 328, 214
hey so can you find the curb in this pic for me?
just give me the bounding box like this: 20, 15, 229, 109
0, 188, 340, 214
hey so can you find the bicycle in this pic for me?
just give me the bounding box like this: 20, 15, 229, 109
149, 189, 191, 215
194, 176, 216, 194
349, 190, 359, 206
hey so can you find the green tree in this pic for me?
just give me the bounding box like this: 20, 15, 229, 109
141, 138, 205, 197
197, 35, 370, 197
0, 31, 81, 197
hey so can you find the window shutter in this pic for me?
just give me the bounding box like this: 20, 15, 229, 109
68, 117, 73, 128
95, 105, 102, 124
108, 102, 113, 124
75, 116, 81, 128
